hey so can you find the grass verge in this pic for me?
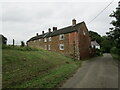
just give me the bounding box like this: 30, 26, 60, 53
111, 53, 120, 60
2, 47, 81, 88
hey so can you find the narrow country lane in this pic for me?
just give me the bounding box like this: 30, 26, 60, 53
61, 54, 118, 88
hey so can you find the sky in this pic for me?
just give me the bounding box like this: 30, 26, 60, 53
0, 0, 119, 45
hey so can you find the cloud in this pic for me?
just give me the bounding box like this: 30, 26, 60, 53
1, 1, 118, 45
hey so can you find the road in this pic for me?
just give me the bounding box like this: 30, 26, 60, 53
61, 54, 118, 88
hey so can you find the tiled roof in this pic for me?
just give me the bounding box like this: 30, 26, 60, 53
27, 21, 84, 42
0, 34, 7, 40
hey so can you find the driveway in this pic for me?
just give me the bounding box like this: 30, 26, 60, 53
61, 54, 118, 88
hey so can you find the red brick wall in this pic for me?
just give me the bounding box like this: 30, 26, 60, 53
78, 22, 91, 59
28, 23, 91, 60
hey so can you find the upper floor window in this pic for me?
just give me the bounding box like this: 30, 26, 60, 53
44, 38, 47, 42
59, 44, 64, 50
39, 39, 41, 42
83, 31, 86, 35
49, 37, 52, 41
59, 34, 64, 40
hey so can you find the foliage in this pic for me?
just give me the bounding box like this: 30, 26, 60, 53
89, 31, 102, 44
110, 47, 118, 54
2, 45, 39, 51
107, 1, 120, 56
21, 41, 25, 47
100, 37, 113, 53
110, 47, 120, 60
89, 31, 113, 53
2, 49, 81, 88
111, 53, 120, 60
95, 49, 103, 56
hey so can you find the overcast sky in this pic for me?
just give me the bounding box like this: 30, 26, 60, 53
0, 0, 118, 45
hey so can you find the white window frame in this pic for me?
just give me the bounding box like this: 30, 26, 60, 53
83, 31, 86, 35
49, 37, 52, 41
59, 44, 64, 50
44, 45, 47, 50
44, 38, 47, 42
59, 34, 64, 40
39, 39, 41, 42
48, 45, 51, 50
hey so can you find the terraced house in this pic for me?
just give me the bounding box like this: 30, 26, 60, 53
27, 19, 91, 60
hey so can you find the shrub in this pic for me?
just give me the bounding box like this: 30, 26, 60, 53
2, 45, 39, 51
110, 47, 118, 54
95, 49, 103, 56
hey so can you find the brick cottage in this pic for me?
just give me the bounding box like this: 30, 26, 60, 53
27, 19, 91, 60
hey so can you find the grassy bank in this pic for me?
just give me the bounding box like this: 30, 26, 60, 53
2, 47, 81, 88
111, 53, 120, 60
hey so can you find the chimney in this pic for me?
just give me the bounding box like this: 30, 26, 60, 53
36, 33, 38, 36
72, 19, 76, 26
42, 31, 44, 34
48, 28, 51, 32
53, 27, 57, 31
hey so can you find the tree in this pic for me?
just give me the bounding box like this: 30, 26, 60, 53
21, 41, 25, 47
107, 1, 120, 55
89, 31, 102, 44
89, 31, 113, 53
100, 37, 113, 53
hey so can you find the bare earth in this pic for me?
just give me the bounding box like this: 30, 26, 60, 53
61, 54, 118, 88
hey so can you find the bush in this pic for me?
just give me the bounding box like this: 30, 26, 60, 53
110, 47, 120, 60
95, 49, 103, 56
2, 45, 39, 51
110, 47, 118, 54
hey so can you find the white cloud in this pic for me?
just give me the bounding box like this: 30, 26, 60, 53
1, 1, 118, 45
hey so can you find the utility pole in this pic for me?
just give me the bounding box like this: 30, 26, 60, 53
13, 39, 15, 47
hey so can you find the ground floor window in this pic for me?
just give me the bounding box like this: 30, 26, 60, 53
44, 45, 47, 50
48, 45, 51, 50
59, 44, 64, 50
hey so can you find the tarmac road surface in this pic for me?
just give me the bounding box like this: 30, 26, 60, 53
61, 54, 118, 88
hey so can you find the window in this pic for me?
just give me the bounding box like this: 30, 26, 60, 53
49, 37, 52, 41
39, 39, 41, 42
48, 45, 51, 50
59, 44, 64, 50
44, 38, 47, 42
59, 34, 64, 40
83, 31, 86, 35
34, 40, 36, 43
44, 45, 47, 50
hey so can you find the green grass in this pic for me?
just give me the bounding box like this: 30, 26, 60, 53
2, 47, 81, 88
111, 53, 120, 60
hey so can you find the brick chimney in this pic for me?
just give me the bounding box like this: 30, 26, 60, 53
36, 33, 38, 36
42, 31, 44, 34
48, 28, 51, 32
53, 27, 57, 31
72, 19, 76, 26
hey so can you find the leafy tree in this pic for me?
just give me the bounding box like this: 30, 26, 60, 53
89, 31, 102, 44
89, 31, 113, 53
100, 37, 113, 53
21, 41, 25, 47
107, 1, 120, 55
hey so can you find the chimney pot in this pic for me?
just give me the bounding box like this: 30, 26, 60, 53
53, 27, 57, 31
42, 31, 44, 34
48, 28, 51, 32
36, 33, 38, 36
72, 19, 76, 26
